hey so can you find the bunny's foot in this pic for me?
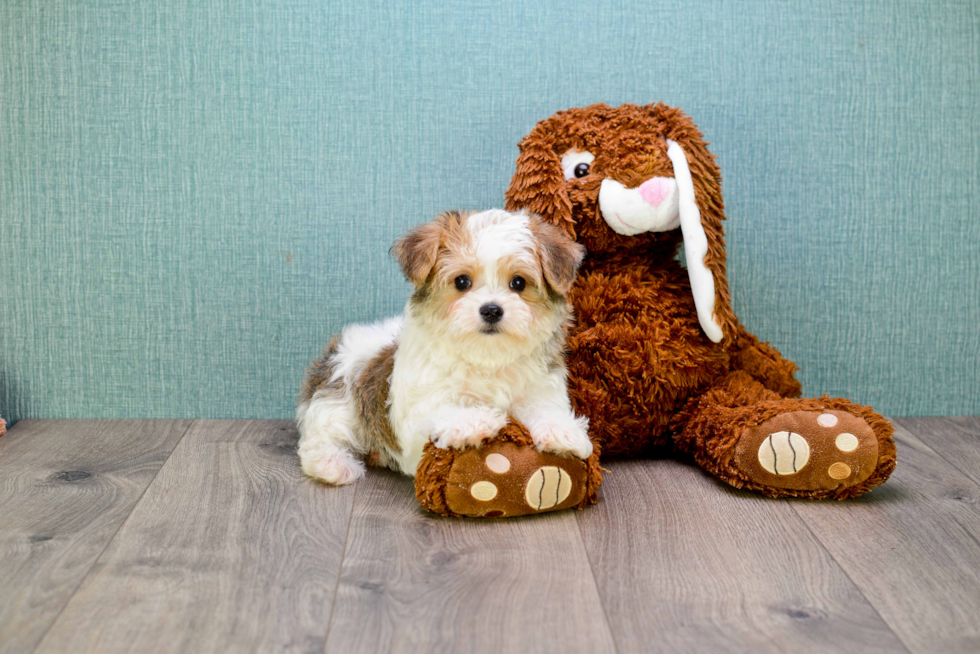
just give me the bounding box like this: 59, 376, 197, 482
734, 409, 882, 493
677, 372, 896, 499
416, 421, 602, 518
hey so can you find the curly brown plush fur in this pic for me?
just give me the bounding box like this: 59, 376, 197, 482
498, 103, 896, 500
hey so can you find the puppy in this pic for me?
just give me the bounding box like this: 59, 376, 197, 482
296, 209, 591, 485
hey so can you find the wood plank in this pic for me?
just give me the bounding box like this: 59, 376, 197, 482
792, 421, 980, 653
34, 420, 355, 654
0, 419, 191, 654
325, 468, 616, 654
895, 416, 980, 485
577, 458, 907, 654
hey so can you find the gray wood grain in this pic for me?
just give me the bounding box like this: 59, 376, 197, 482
0, 419, 191, 654
8, 418, 980, 654
34, 420, 355, 654
895, 416, 980, 485
325, 468, 616, 654
792, 421, 980, 653
576, 458, 908, 654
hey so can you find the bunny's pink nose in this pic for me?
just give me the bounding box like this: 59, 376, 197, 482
638, 178, 671, 207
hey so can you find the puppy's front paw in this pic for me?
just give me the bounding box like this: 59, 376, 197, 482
530, 416, 593, 459
430, 407, 508, 450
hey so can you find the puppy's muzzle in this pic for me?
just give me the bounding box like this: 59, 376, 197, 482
479, 304, 503, 324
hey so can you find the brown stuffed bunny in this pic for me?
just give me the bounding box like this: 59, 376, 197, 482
416, 103, 896, 516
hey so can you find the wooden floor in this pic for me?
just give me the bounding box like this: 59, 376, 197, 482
1, 418, 979, 653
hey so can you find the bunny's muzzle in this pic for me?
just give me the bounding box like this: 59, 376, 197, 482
598, 175, 681, 235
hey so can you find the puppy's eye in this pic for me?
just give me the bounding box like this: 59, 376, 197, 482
509, 276, 526, 292
454, 275, 471, 291
574, 162, 590, 178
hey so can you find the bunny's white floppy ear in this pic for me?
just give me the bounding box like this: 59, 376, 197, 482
667, 139, 723, 343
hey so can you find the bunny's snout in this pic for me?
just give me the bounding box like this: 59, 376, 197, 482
638, 178, 672, 208
598, 175, 680, 236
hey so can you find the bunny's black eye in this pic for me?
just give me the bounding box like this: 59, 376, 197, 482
574, 162, 590, 178
509, 276, 526, 292
454, 275, 471, 291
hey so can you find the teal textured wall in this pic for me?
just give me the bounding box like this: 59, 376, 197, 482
1, 0, 978, 422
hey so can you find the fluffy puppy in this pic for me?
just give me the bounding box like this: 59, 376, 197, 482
296, 208, 590, 485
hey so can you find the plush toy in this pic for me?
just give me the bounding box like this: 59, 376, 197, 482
416, 103, 896, 517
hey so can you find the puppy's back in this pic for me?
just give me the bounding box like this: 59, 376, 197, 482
297, 316, 404, 475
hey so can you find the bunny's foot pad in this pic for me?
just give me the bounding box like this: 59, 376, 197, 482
735, 410, 879, 492
416, 421, 602, 518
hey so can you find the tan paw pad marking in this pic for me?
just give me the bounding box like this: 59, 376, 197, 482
470, 481, 498, 501
828, 462, 852, 480
758, 431, 810, 475
485, 452, 511, 474
525, 466, 572, 510
817, 413, 839, 427
835, 432, 859, 452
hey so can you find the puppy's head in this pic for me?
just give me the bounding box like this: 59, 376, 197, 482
504, 103, 736, 344
391, 209, 584, 365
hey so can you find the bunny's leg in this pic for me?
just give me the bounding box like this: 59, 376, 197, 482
728, 327, 803, 398
674, 371, 896, 499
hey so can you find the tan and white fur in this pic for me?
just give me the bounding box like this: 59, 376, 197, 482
296, 209, 590, 485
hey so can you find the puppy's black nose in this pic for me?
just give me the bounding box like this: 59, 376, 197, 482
479, 304, 503, 324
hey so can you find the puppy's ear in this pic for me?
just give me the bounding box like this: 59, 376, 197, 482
390, 213, 451, 286
530, 214, 586, 294
505, 119, 575, 238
